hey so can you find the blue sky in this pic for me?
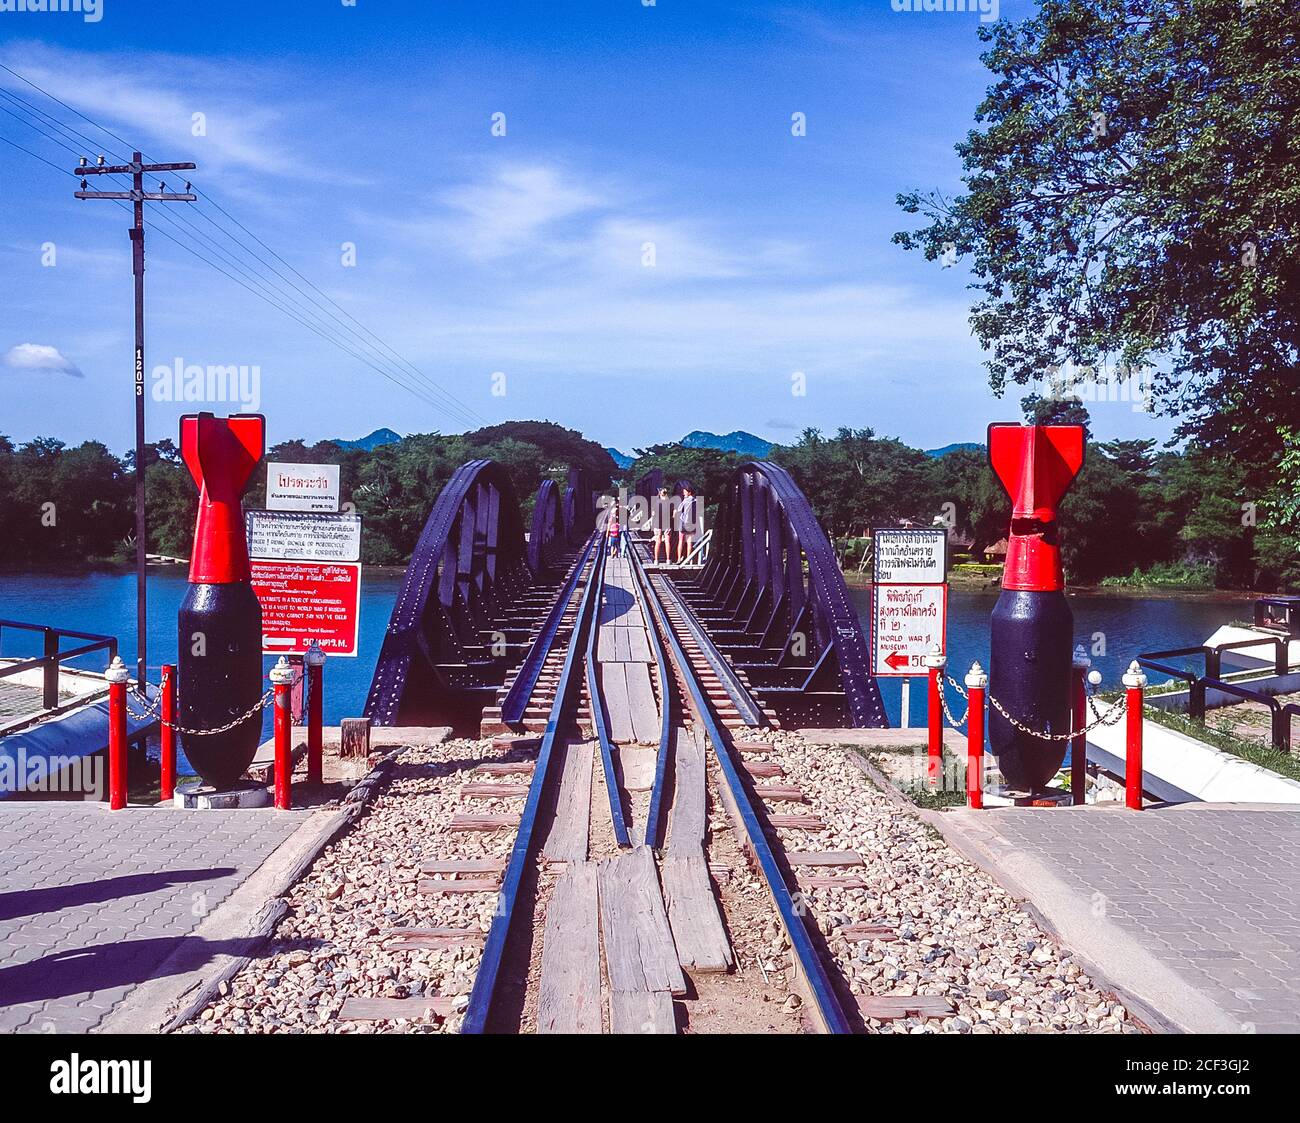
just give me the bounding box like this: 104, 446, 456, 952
0, 0, 1175, 455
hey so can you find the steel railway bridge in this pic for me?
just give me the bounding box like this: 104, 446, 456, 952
365, 458, 886, 736
360, 457, 889, 1034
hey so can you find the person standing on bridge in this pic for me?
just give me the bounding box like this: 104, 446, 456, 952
607, 498, 623, 558
651, 486, 673, 564
677, 483, 704, 564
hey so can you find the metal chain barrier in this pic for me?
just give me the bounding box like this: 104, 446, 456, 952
941, 673, 1126, 743
935, 674, 969, 729
126, 683, 279, 737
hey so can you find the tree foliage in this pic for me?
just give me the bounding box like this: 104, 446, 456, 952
895, 1, 1300, 469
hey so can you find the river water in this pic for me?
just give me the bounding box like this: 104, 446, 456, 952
0, 568, 1246, 736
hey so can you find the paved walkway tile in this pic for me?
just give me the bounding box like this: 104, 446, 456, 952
942, 803, 1300, 1033
0, 802, 307, 1033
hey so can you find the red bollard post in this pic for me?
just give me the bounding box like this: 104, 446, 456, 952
305, 642, 325, 786
965, 662, 987, 810
160, 663, 177, 803
1070, 646, 1089, 806
271, 657, 294, 810
106, 656, 130, 810
925, 645, 946, 787
1123, 661, 1147, 811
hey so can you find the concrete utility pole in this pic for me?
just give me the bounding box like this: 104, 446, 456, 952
74, 152, 196, 686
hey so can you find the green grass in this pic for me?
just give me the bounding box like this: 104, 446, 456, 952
951, 562, 1003, 576
896, 778, 969, 809
1099, 561, 1217, 590
855, 745, 970, 809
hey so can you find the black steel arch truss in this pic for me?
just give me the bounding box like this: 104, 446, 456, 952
681, 462, 887, 728
365, 460, 576, 730
528, 478, 564, 576
563, 466, 596, 542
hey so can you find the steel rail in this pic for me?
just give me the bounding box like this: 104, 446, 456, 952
628, 543, 853, 1034
460, 530, 602, 1034
583, 537, 632, 848
651, 570, 766, 727
625, 547, 676, 850
501, 533, 598, 724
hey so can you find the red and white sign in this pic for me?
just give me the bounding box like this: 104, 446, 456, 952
251, 560, 361, 657
872, 579, 947, 677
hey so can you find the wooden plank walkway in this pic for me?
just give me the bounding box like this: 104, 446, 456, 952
662, 726, 733, 974
596, 552, 661, 744
538, 861, 603, 1034
598, 845, 684, 1033
542, 740, 593, 863
661, 849, 733, 973
667, 727, 707, 853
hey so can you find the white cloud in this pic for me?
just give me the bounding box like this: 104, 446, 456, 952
0, 41, 295, 175
437, 164, 608, 260
385, 160, 811, 284
3, 342, 83, 377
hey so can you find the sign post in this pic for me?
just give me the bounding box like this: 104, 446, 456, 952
872, 528, 948, 727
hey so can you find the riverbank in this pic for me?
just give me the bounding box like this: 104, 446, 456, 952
841, 568, 1267, 602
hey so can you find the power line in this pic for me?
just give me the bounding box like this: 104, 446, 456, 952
0, 62, 489, 428
0, 113, 471, 419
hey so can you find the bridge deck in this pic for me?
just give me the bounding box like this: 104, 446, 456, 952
597, 556, 659, 745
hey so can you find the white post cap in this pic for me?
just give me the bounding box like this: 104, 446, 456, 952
304, 641, 326, 667
924, 644, 946, 669
965, 661, 988, 689
105, 655, 130, 685
1122, 660, 1148, 689
269, 655, 295, 685
1087, 669, 1103, 687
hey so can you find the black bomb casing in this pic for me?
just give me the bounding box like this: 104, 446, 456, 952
987, 423, 1085, 793
177, 413, 266, 789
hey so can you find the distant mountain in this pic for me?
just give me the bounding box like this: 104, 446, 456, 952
330, 427, 402, 451
605, 447, 635, 469
680, 430, 774, 458
925, 442, 983, 458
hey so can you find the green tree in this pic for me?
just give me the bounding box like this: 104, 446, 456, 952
930, 447, 1008, 556
895, 1, 1300, 469
772, 428, 941, 537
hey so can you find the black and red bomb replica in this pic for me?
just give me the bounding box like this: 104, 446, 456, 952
986, 423, 1086, 793
178, 412, 266, 789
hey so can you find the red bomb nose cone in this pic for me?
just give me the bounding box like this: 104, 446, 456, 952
987, 423, 1085, 592
181, 412, 265, 585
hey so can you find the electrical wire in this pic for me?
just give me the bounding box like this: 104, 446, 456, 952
0, 63, 488, 428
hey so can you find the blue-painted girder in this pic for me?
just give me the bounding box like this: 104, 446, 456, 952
693, 462, 887, 728
364, 460, 531, 726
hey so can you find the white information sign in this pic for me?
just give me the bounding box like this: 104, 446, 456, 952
266, 462, 340, 512
872, 583, 948, 677
247, 510, 361, 563
872, 528, 947, 584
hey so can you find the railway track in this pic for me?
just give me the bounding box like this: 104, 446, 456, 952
395, 530, 856, 1033
627, 541, 855, 1034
